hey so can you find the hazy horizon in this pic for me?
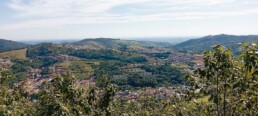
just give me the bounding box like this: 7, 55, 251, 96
8, 36, 197, 45
1, 0, 258, 40
2, 34, 258, 45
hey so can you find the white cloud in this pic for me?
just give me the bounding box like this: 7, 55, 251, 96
1, 0, 258, 31
8, 0, 236, 18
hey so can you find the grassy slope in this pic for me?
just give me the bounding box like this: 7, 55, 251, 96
0, 49, 27, 60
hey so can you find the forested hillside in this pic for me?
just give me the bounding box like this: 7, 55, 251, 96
172, 34, 258, 53
70, 38, 172, 49
0, 39, 29, 52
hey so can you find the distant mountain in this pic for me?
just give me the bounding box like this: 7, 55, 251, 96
171, 34, 258, 53
70, 38, 172, 49
0, 39, 29, 52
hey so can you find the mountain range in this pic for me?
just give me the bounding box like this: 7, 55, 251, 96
1, 34, 258, 53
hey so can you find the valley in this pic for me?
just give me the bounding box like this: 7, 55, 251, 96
0, 35, 257, 115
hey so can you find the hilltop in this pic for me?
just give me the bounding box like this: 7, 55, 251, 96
0, 39, 29, 52
171, 34, 258, 53
70, 38, 172, 49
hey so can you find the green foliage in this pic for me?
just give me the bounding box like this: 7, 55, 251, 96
35, 73, 90, 116
141, 63, 185, 85
70, 49, 147, 63
198, 45, 234, 115
105, 62, 184, 88
1, 69, 118, 116
145, 52, 171, 59
96, 72, 111, 88
11, 59, 30, 73
40, 57, 59, 68
11, 58, 58, 76
98, 84, 116, 116
96, 61, 125, 75
26, 43, 71, 57
0, 68, 12, 88
40, 68, 52, 75
187, 43, 258, 115
0, 68, 33, 116
127, 74, 158, 87
111, 77, 128, 86
97, 61, 185, 88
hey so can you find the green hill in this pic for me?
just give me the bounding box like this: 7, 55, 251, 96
71, 38, 171, 49
172, 34, 258, 53
0, 39, 29, 52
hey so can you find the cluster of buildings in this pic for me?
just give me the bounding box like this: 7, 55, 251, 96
66, 45, 101, 50
27, 66, 67, 78
166, 52, 195, 63
54, 54, 79, 61
0, 58, 12, 68
79, 80, 96, 88
20, 77, 96, 95
116, 86, 189, 101
27, 54, 82, 78
128, 46, 169, 54
27, 68, 42, 78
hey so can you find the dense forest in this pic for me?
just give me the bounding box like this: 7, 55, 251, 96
0, 43, 257, 115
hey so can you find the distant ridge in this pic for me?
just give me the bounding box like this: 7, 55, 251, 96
71, 38, 172, 49
0, 39, 29, 52
172, 34, 258, 53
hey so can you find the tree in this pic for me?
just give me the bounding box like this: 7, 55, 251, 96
199, 45, 234, 115
34, 72, 117, 116
98, 84, 116, 116
96, 72, 111, 88
188, 43, 258, 115
35, 73, 91, 116
232, 42, 258, 115
0, 68, 33, 115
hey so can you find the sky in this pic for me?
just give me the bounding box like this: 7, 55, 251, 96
0, 0, 258, 40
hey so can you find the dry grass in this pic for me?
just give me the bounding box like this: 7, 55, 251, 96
0, 49, 27, 60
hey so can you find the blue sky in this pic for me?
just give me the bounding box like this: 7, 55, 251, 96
1, 0, 258, 40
